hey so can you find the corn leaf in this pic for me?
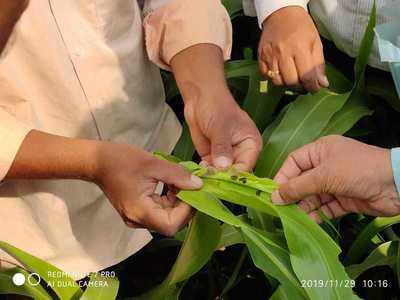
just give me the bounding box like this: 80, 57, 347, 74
225, 60, 285, 131
354, 1, 376, 88
270, 285, 301, 300
221, 0, 243, 19
241, 226, 306, 299
173, 123, 195, 161
346, 241, 400, 279
216, 223, 244, 249
220, 248, 248, 296
256, 90, 350, 178
79, 274, 119, 300
0, 241, 82, 300
177, 191, 305, 298
276, 205, 360, 300
346, 216, 400, 265
325, 64, 352, 93
0, 267, 52, 300
139, 212, 221, 300
320, 104, 373, 136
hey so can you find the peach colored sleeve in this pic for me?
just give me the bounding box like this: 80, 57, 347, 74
143, 0, 233, 70
0, 110, 31, 181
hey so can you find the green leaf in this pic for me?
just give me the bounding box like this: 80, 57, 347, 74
270, 285, 301, 300
276, 206, 360, 300
216, 223, 244, 249
225, 60, 285, 131
256, 90, 350, 178
0, 267, 52, 300
201, 179, 278, 218
0, 241, 82, 300
140, 212, 221, 300
243, 78, 285, 131
173, 123, 195, 161
168, 213, 221, 284
177, 191, 306, 298
320, 104, 373, 136
221, 0, 243, 18
220, 248, 248, 296
262, 103, 291, 144
241, 226, 306, 299
79, 274, 119, 300
346, 216, 400, 265
325, 63, 352, 93
346, 241, 400, 279
354, 1, 377, 86
178, 191, 243, 227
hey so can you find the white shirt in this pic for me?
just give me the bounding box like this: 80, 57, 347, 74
0, 0, 231, 278
243, 0, 400, 70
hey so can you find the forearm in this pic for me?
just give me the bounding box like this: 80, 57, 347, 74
5, 130, 100, 182
170, 44, 231, 104
0, 0, 29, 53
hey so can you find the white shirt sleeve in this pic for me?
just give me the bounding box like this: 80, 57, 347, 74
254, 0, 309, 27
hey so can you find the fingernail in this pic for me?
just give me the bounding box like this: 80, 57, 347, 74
190, 175, 203, 188
320, 75, 329, 87
214, 156, 232, 169
271, 190, 285, 205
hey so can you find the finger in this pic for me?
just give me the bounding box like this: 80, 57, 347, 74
320, 200, 348, 219
273, 142, 320, 185
169, 200, 195, 232
259, 43, 273, 78
308, 211, 323, 224
145, 194, 193, 236
279, 56, 299, 86
211, 124, 234, 169
232, 133, 262, 172
294, 51, 321, 92
312, 40, 329, 88
150, 159, 203, 190
123, 217, 145, 229
259, 60, 269, 78
184, 104, 211, 158
270, 57, 284, 86
298, 195, 323, 213
272, 167, 323, 205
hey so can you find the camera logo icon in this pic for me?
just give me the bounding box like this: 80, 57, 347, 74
12, 272, 41, 286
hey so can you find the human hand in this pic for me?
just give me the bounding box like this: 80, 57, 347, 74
258, 6, 329, 92
170, 44, 262, 172
272, 135, 400, 222
184, 90, 262, 171
94, 144, 203, 236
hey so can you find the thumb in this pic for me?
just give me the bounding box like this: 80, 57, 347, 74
151, 159, 203, 190
272, 168, 323, 205
211, 126, 233, 169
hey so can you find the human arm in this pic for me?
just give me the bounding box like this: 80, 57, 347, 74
144, 0, 262, 171
255, 1, 329, 92
170, 44, 262, 171
4, 130, 203, 236
271, 135, 400, 222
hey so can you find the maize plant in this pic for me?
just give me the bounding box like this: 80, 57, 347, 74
1, 2, 400, 300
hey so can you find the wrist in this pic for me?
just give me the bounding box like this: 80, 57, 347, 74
262, 5, 308, 28
182, 83, 233, 107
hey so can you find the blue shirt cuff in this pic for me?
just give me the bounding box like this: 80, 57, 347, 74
390, 148, 400, 196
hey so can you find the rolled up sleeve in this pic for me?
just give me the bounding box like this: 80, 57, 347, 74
253, 0, 309, 27
143, 0, 232, 70
0, 110, 31, 181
